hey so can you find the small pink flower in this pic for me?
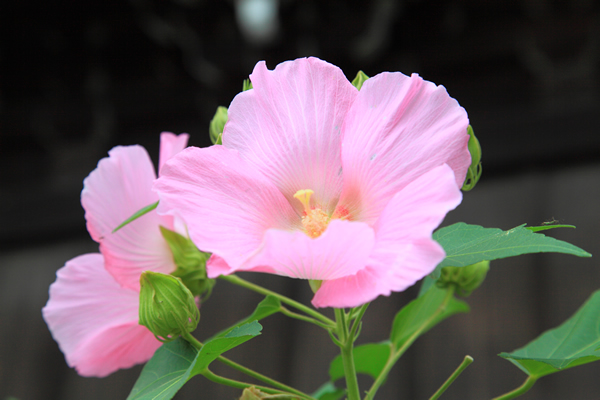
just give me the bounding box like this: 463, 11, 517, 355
155, 57, 470, 308
42, 133, 188, 377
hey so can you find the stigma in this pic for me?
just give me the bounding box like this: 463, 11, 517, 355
293, 189, 330, 238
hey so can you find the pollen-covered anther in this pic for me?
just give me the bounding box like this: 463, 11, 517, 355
293, 189, 330, 238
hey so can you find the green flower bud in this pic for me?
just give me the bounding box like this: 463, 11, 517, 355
437, 260, 490, 297
462, 125, 482, 191
351, 70, 369, 90
209, 106, 228, 145
160, 226, 216, 300
139, 271, 200, 342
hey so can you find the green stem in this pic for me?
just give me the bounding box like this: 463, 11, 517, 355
364, 286, 456, 400
429, 355, 474, 400
182, 332, 315, 399
335, 308, 361, 400
220, 274, 335, 328
492, 376, 538, 400
280, 306, 333, 330
201, 368, 289, 396
349, 303, 369, 340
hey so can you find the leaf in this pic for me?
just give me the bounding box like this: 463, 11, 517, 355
499, 290, 600, 379
128, 321, 262, 400
209, 295, 281, 340
312, 382, 346, 400
112, 201, 159, 233
391, 286, 469, 349
525, 224, 575, 232
430, 223, 590, 278
328, 343, 392, 382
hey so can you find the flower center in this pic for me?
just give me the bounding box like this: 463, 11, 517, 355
293, 189, 330, 238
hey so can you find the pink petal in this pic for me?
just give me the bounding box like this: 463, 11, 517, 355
338, 72, 470, 224
313, 165, 461, 308
224, 57, 358, 213
155, 145, 299, 272
158, 132, 190, 174
42, 254, 161, 377
82, 145, 176, 291
242, 219, 376, 280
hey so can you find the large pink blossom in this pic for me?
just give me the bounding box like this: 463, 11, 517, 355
42, 133, 188, 377
155, 57, 470, 308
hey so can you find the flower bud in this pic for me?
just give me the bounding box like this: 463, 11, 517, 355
461, 125, 482, 191
139, 271, 200, 342
209, 106, 228, 145
437, 260, 490, 297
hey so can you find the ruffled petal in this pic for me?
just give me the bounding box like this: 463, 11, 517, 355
158, 132, 190, 174
82, 146, 176, 291
224, 57, 357, 213
313, 165, 461, 308
42, 254, 161, 377
338, 72, 470, 224
155, 145, 299, 272
242, 219, 376, 280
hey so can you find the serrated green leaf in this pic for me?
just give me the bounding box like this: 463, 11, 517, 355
312, 382, 346, 400
328, 343, 392, 382
209, 295, 281, 340
391, 286, 469, 348
112, 201, 159, 233
127, 321, 262, 400
430, 223, 591, 278
499, 290, 600, 379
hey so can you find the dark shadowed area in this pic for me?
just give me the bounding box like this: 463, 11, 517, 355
1, 0, 599, 399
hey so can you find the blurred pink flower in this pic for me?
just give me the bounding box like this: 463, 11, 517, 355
42, 133, 188, 377
155, 57, 470, 308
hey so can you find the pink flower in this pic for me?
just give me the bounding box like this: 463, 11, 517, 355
155, 57, 470, 308
42, 133, 188, 377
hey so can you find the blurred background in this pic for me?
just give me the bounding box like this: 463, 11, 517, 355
1, 0, 599, 399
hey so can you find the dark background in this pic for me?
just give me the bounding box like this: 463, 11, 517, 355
1, 0, 599, 399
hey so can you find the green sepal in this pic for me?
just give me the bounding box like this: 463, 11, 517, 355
112, 201, 159, 233
243, 78, 253, 91
159, 226, 215, 299
209, 106, 228, 145
351, 71, 369, 90
499, 289, 600, 379
461, 125, 482, 191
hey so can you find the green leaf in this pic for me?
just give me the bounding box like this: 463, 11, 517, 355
430, 223, 591, 278
328, 343, 392, 382
209, 295, 282, 340
312, 382, 346, 400
525, 224, 575, 232
351, 71, 369, 90
499, 290, 600, 379
127, 321, 262, 400
391, 286, 469, 349
112, 201, 159, 233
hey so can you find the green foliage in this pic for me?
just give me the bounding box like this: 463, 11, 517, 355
525, 224, 575, 232
430, 223, 590, 278
209, 295, 281, 340
312, 382, 345, 400
437, 261, 490, 297
112, 201, 159, 233
499, 289, 600, 379
159, 226, 214, 298
328, 343, 392, 382
391, 286, 469, 349
209, 106, 228, 145
461, 125, 482, 191
351, 71, 369, 90
127, 321, 262, 400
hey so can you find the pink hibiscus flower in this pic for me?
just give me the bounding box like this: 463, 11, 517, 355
154, 57, 470, 308
42, 133, 188, 377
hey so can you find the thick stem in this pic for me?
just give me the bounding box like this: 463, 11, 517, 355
364, 286, 456, 400
492, 376, 538, 400
429, 355, 474, 400
335, 308, 361, 400
220, 274, 335, 327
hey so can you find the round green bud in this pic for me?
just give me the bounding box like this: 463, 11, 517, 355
139, 271, 200, 342
437, 260, 490, 297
